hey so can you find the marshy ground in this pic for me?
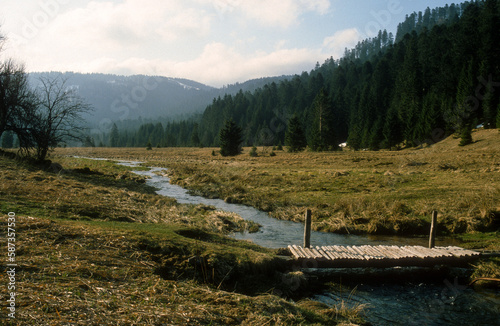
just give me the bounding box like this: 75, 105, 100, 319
1, 129, 499, 325
60, 129, 500, 243
0, 151, 363, 325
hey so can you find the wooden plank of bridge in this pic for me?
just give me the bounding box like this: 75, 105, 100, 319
293, 245, 309, 259
325, 249, 340, 261
316, 247, 329, 260
289, 245, 304, 258
311, 247, 323, 259
366, 245, 387, 259
445, 246, 481, 257
329, 246, 348, 259
359, 246, 375, 259
364, 246, 385, 259
345, 246, 365, 260
404, 246, 435, 259
301, 247, 312, 258
287, 244, 481, 268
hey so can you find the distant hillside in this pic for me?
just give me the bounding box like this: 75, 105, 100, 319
28, 72, 291, 127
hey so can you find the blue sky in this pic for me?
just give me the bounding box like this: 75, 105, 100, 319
1, 0, 455, 87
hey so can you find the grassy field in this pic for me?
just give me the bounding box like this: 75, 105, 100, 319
0, 153, 365, 325
56, 129, 500, 244
1, 129, 498, 324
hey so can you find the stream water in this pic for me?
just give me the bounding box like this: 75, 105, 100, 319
116, 160, 499, 325
125, 164, 459, 249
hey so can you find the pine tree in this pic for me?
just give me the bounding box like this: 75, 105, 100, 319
285, 115, 307, 152
396, 33, 422, 146
454, 60, 476, 144
383, 106, 402, 149
308, 88, 335, 151
110, 123, 119, 147
459, 124, 473, 146
191, 123, 201, 147
249, 145, 258, 157
219, 119, 242, 156
347, 100, 363, 151
482, 83, 496, 128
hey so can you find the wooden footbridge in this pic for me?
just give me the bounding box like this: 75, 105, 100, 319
288, 244, 482, 268
289, 210, 482, 268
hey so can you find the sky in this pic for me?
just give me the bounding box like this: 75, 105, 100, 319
1, 0, 454, 87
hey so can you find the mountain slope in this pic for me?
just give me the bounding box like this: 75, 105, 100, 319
28, 72, 217, 126
28, 72, 291, 129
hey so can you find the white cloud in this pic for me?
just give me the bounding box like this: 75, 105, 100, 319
76, 42, 323, 87
24, 0, 213, 51
207, 0, 331, 28
299, 0, 331, 15
322, 28, 362, 58
1, 0, 338, 87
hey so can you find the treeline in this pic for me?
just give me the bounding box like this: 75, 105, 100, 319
105, 1, 500, 150
103, 120, 200, 148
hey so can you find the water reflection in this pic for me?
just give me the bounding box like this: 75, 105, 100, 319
315, 282, 499, 326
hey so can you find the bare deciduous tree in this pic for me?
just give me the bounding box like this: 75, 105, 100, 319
29, 76, 92, 161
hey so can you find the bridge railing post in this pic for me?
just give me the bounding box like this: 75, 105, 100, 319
304, 209, 312, 248
429, 210, 437, 249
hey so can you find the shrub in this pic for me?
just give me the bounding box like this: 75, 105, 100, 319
249, 146, 258, 157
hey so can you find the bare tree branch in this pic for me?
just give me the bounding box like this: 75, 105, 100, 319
29, 75, 93, 160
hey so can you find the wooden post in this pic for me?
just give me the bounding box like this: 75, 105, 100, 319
304, 209, 312, 249
429, 210, 437, 249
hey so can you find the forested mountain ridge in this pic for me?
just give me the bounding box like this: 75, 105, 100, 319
199, 0, 499, 150
26, 72, 291, 131
104, 0, 500, 149
28, 72, 215, 127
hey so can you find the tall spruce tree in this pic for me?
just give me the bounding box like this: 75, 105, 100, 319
480, 0, 500, 128
109, 123, 119, 147
308, 88, 336, 151
219, 119, 242, 156
396, 32, 422, 146
383, 106, 402, 149
191, 123, 201, 147
454, 60, 476, 145
285, 115, 307, 152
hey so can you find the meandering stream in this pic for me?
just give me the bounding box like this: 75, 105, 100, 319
116, 160, 499, 325
125, 164, 459, 249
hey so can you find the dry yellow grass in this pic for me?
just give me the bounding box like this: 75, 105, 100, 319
0, 153, 364, 325
0, 216, 359, 325
54, 129, 500, 237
